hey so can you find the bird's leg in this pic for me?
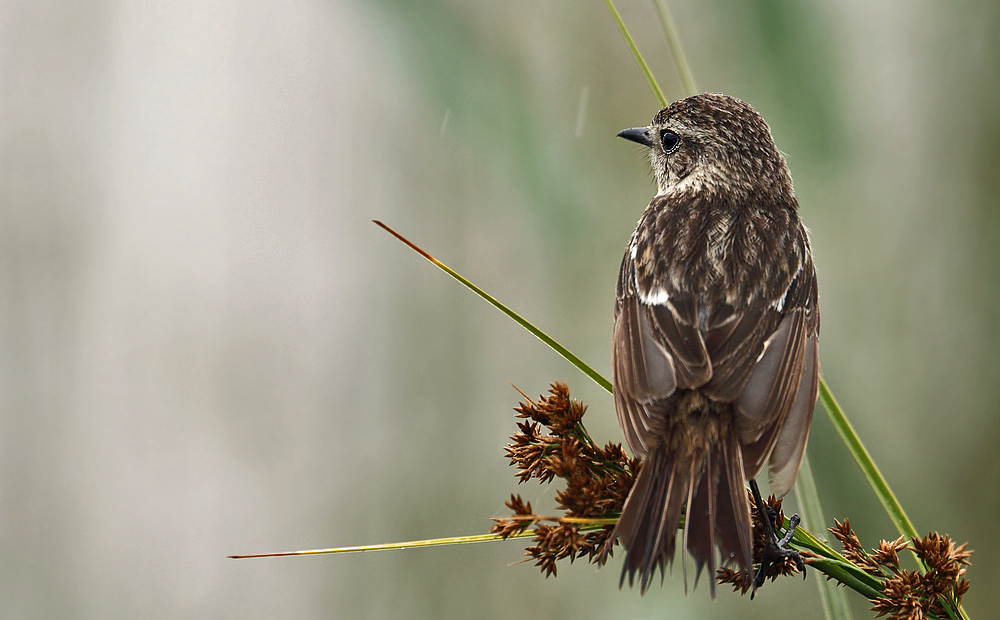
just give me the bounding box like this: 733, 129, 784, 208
749, 479, 806, 598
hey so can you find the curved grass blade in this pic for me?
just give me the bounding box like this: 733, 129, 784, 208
819, 380, 970, 620
818, 380, 918, 543
373, 220, 613, 394
805, 557, 883, 601
794, 452, 856, 620
785, 516, 883, 594
652, 0, 698, 98
605, 0, 667, 107
228, 531, 535, 559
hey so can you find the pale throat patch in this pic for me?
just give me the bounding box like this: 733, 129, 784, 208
656, 161, 731, 197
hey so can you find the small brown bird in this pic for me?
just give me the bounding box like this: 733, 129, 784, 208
603, 94, 820, 595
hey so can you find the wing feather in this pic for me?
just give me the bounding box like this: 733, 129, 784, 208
614, 210, 819, 500
702, 307, 783, 402
647, 301, 711, 388
612, 294, 675, 456
767, 333, 819, 495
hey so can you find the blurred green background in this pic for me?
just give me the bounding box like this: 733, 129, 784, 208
1, 0, 998, 618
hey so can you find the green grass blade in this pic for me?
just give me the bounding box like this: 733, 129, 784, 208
795, 452, 855, 620
652, 0, 698, 98
788, 521, 881, 587
373, 221, 613, 394
228, 531, 536, 559
605, 0, 667, 107
818, 378, 918, 543
786, 522, 884, 599
805, 557, 883, 601
818, 377, 974, 620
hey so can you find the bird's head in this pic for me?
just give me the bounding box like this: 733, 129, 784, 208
618, 93, 794, 202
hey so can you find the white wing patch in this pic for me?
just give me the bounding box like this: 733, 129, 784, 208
771, 287, 789, 313
639, 285, 670, 306
770, 260, 803, 313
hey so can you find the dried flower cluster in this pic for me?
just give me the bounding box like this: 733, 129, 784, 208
489, 382, 639, 577
489, 382, 972, 619
716, 492, 805, 594
830, 518, 971, 620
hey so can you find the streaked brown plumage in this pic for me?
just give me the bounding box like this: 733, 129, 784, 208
603, 94, 820, 595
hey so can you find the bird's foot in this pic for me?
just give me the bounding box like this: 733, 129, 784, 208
749, 480, 806, 599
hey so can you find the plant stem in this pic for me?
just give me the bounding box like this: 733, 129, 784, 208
818, 381, 970, 620
795, 452, 855, 620
373, 221, 612, 394
228, 531, 537, 559
652, 0, 697, 97
605, 0, 667, 107
817, 381, 918, 542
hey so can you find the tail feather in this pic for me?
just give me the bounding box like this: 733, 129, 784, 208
721, 431, 754, 574
604, 447, 685, 592
686, 450, 719, 596
641, 459, 681, 592
680, 459, 696, 594
604, 430, 754, 596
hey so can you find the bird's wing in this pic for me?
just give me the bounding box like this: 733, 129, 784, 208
612, 293, 674, 456
612, 253, 711, 457
613, 223, 819, 488
712, 257, 820, 489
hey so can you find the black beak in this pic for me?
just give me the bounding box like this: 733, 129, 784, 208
617, 127, 652, 147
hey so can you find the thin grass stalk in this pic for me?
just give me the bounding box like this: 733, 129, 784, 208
819, 382, 970, 620
817, 382, 919, 545
372, 221, 612, 394
605, 0, 667, 107
229, 530, 539, 559
652, 0, 698, 97
796, 452, 855, 620
787, 520, 884, 595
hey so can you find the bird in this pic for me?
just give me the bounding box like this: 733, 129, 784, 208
601, 93, 820, 596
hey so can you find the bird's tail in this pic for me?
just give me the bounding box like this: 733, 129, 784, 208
602, 428, 754, 596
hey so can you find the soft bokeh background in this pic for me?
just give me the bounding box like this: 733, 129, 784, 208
2, 0, 997, 618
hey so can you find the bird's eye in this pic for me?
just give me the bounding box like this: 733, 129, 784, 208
660, 130, 680, 153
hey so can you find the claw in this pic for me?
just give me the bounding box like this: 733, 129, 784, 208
749, 480, 805, 599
